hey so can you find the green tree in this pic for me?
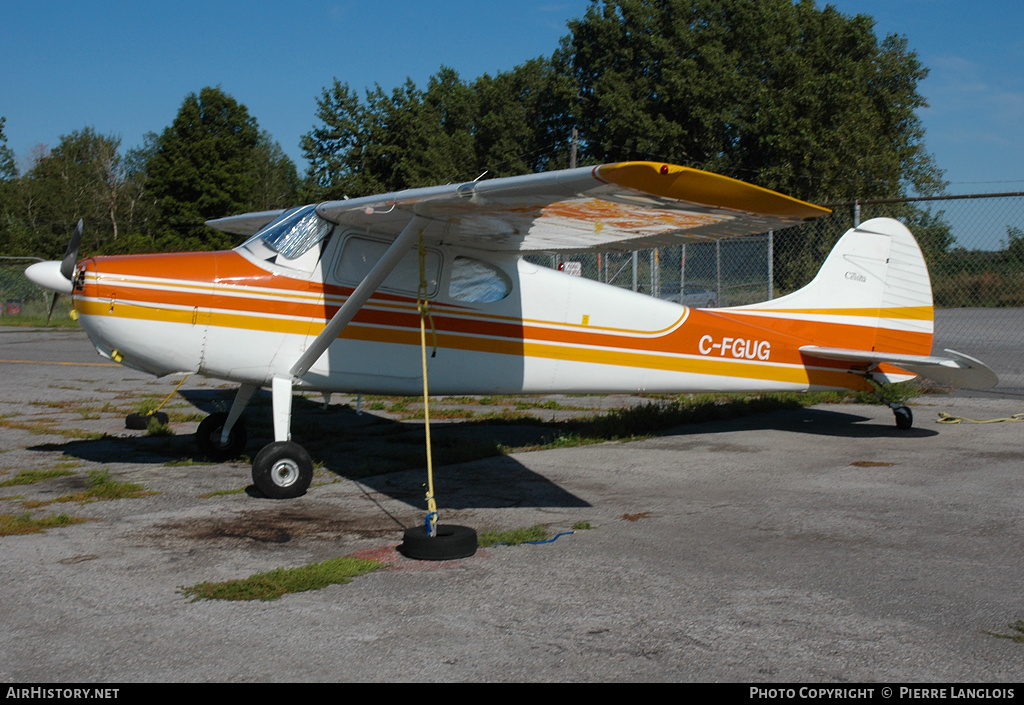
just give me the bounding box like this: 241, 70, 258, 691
302, 61, 576, 199
146, 87, 297, 251
473, 57, 577, 176
0, 117, 16, 181
1006, 226, 1024, 264
12, 128, 126, 258
301, 80, 372, 200
0, 117, 24, 257
250, 130, 301, 212
558, 0, 944, 202
303, 72, 475, 199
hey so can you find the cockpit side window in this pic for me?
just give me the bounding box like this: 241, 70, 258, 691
334, 235, 441, 297
449, 256, 512, 303
244, 205, 334, 261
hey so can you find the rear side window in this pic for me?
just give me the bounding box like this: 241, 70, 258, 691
449, 257, 512, 303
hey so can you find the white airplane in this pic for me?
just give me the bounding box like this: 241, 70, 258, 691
26, 161, 997, 503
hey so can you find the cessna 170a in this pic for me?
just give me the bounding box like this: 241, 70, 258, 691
25, 161, 997, 500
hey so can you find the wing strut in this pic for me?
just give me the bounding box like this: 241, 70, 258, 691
290, 215, 429, 379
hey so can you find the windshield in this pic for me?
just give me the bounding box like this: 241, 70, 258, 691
246, 205, 334, 260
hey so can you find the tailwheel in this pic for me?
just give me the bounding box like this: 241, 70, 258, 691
893, 405, 913, 430
196, 412, 247, 460
252, 441, 313, 499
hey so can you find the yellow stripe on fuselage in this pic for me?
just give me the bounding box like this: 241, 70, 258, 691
730, 306, 933, 320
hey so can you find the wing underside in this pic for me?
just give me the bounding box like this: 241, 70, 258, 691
208, 162, 829, 252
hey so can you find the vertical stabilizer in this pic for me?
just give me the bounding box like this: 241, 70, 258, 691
733, 217, 934, 356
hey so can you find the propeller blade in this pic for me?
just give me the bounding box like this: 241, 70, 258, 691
60, 219, 83, 281
46, 293, 60, 324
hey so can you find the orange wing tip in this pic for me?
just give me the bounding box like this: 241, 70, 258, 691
596, 162, 831, 220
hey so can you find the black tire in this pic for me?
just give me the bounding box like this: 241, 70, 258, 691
126, 411, 169, 430
251, 441, 313, 499
196, 412, 247, 461
398, 524, 478, 561
894, 405, 913, 430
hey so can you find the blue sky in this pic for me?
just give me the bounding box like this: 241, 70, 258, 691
2, 1, 1022, 195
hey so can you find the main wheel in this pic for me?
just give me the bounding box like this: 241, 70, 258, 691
398, 524, 478, 561
251, 441, 313, 499
196, 412, 247, 460
893, 405, 913, 430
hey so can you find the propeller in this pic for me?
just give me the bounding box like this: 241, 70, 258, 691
60, 219, 83, 281
25, 219, 83, 322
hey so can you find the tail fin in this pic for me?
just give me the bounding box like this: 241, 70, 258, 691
736, 217, 997, 389
741, 217, 934, 356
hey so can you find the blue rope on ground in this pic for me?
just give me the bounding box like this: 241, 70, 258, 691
526, 530, 575, 544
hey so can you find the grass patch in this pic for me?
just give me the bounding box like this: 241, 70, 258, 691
27, 470, 156, 507
163, 458, 218, 467
865, 379, 922, 405
80, 470, 153, 500
406, 407, 476, 420
478, 524, 549, 547
168, 410, 205, 423
0, 512, 89, 535
135, 397, 166, 416
179, 556, 385, 602
0, 417, 106, 440
146, 416, 174, 436
551, 391, 859, 446
983, 620, 1024, 644
478, 395, 517, 405
572, 521, 592, 531
199, 487, 247, 498
515, 399, 567, 411
0, 469, 75, 487
0, 315, 79, 328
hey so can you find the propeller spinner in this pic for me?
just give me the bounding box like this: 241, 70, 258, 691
25, 219, 83, 321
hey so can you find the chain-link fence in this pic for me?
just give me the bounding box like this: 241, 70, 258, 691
0, 256, 75, 324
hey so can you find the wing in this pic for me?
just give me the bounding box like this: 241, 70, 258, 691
800, 346, 999, 390
207, 209, 287, 237
209, 162, 829, 253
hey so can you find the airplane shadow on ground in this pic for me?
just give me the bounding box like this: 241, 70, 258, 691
27, 389, 936, 509
705, 405, 940, 439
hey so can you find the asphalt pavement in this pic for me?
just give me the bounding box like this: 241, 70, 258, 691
0, 326, 1021, 682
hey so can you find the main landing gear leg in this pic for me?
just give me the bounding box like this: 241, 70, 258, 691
251, 376, 312, 499
196, 383, 255, 460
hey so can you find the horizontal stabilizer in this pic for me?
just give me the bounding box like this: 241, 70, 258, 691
800, 346, 999, 390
